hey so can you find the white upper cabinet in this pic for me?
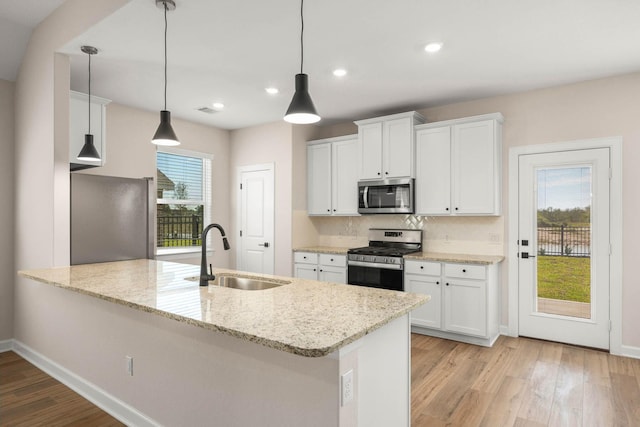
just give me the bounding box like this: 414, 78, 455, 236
69, 90, 110, 170
415, 127, 451, 215
331, 138, 359, 215
415, 113, 503, 216
356, 111, 425, 180
307, 135, 359, 216
307, 143, 332, 215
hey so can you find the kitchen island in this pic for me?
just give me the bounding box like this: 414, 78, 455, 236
19, 260, 427, 427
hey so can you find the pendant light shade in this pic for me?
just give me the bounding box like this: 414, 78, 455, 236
152, 110, 180, 146
284, 73, 320, 124
77, 134, 100, 161
284, 0, 320, 124
77, 45, 101, 162
152, 0, 180, 146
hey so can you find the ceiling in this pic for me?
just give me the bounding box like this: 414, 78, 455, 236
3, 1, 640, 130
0, 0, 66, 81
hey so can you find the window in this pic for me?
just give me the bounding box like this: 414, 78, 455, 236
156, 148, 212, 254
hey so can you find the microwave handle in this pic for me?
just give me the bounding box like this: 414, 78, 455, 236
362, 186, 369, 209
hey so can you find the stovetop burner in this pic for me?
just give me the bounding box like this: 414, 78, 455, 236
348, 246, 420, 257
347, 228, 423, 266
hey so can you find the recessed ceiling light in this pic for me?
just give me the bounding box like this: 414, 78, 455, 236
424, 42, 443, 53
333, 68, 347, 77
212, 102, 224, 110
265, 87, 279, 95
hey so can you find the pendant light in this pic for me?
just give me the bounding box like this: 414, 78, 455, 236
152, 0, 180, 146
77, 45, 101, 161
284, 0, 320, 124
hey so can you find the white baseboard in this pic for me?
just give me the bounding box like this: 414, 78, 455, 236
12, 340, 158, 427
499, 325, 515, 337
620, 344, 640, 360
0, 339, 13, 352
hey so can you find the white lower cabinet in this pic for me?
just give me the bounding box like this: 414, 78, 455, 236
405, 259, 500, 347
294, 252, 347, 284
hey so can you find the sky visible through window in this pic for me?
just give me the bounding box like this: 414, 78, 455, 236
537, 167, 591, 210
157, 152, 203, 201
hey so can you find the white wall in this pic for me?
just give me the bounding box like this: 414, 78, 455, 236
0, 79, 14, 340
13, 0, 129, 355
79, 102, 231, 267
229, 121, 296, 276
310, 72, 640, 349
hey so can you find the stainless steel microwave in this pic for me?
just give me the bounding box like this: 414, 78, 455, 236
358, 178, 414, 214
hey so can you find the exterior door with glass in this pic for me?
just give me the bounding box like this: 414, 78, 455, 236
518, 148, 610, 349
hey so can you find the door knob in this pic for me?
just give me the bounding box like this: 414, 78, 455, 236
258, 242, 270, 248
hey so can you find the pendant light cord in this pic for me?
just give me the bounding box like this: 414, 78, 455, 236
163, 2, 168, 110
87, 51, 91, 134
300, 0, 304, 74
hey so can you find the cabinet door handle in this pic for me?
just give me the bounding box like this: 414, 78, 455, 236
313, 268, 316, 272
420, 265, 424, 269
462, 269, 466, 273
445, 282, 450, 286
377, 172, 381, 176
445, 207, 449, 211
330, 258, 334, 262
455, 207, 459, 211
319, 269, 323, 272
385, 172, 389, 175
327, 209, 330, 212
436, 281, 440, 285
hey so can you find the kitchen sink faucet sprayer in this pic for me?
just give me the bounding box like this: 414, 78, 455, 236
200, 224, 231, 286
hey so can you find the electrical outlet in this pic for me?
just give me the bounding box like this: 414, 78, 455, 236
341, 370, 353, 406
126, 356, 133, 376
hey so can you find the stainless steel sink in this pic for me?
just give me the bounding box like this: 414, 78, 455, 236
186, 274, 290, 290
214, 275, 289, 290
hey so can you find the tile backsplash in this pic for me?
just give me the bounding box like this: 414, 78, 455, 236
309, 214, 504, 255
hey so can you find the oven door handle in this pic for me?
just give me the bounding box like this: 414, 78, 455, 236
348, 260, 403, 270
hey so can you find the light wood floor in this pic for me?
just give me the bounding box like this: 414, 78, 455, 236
2, 335, 639, 426
411, 333, 640, 426
0, 351, 124, 426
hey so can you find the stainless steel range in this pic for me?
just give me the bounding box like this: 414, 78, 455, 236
347, 228, 422, 291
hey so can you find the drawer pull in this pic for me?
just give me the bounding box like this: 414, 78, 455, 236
330, 258, 334, 262
446, 282, 450, 286
462, 269, 466, 273
420, 265, 424, 269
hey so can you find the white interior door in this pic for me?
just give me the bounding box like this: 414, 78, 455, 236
518, 148, 610, 349
238, 164, 274, 274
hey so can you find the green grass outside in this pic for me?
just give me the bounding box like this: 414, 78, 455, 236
537, 255, 590, 303
161, 239, 202, 247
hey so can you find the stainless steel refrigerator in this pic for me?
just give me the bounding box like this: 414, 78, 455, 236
70, 174, 155, 265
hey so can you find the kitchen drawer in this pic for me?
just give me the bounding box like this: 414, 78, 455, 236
405, 260, 441, 276
319, 254, 346, 267
294, 252, 318, 265
444, 263, 486, 280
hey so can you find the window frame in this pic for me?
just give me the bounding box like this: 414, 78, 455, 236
156, 146, 213, 256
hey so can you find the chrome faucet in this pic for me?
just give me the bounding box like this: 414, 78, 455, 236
200, 223, 231, 287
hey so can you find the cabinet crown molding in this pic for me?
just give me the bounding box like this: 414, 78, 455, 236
415, 112, 503, 131
354, 111, 425, 126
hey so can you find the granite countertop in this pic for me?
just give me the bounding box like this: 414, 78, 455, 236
293, 246, 351, 255
295, 246, 503, 265
19, 260, 427, 358
404, 252, 504, 265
